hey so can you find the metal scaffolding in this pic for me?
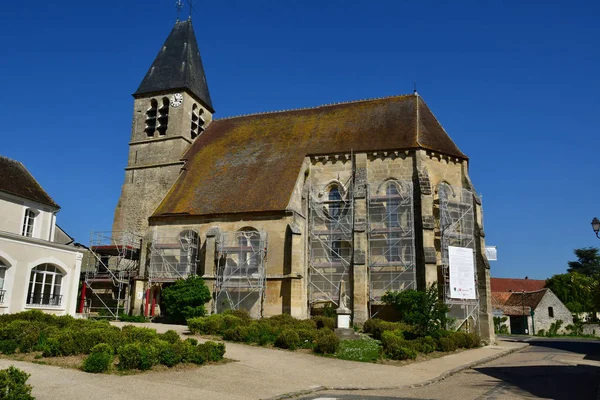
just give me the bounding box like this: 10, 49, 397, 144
148, 229, 199, 283
82, 231, 141, 318
437, 183, 479, 333
214, 230, 267, 318
367, 180, 416, 316
308, 181, 353, 308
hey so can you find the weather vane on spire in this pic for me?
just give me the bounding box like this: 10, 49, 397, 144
175, 0, 184, 21
187, 0, 195, 20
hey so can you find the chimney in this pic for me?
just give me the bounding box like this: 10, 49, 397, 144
525, 276, 529, 280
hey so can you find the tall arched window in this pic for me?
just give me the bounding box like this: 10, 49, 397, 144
386, 184, 401, 262
22, 209, 36, 237
237, 229, 261, 274
27, 264, 64, 306
328, 186, 342, 260
0, 260, 6, 304
145, 99, 158, 137
157, 97, 169, 136
178, 230, 199, 276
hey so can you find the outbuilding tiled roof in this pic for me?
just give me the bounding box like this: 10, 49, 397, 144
492, 289, 548, 316
0, 155, 59, 208
490, 277, 546, 293
152, 94, 467, 218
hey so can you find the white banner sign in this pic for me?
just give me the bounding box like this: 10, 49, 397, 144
448, 246, 477, 300
485, 246, 497, 261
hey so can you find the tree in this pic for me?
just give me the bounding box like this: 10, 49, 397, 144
382, 283, 449, 335
160, 276, 211, 324
545, 272, 598, 314
567, 247, 600, 277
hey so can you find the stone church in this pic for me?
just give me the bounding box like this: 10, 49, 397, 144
106, 19, 493, 341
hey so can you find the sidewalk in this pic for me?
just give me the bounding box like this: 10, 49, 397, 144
0, 322, 528, 400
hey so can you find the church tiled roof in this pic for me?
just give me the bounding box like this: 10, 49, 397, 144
134, 20, 213, 112
152, 94, 466, 218
0, 155, 59, 208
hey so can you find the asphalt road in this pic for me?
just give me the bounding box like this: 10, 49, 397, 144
295, 337, 600, 400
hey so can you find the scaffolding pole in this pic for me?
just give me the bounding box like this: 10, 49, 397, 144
367, 180, 417, 317
214, 230, 267, 318
308, 180, 353, 308
148, 229, 199, 283
83, 231, 141, 318
437, 183, 480, 333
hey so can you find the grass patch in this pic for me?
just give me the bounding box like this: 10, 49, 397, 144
334, 337, 381, 362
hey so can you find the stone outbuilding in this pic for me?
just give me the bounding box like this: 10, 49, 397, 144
89, 19, 494, 342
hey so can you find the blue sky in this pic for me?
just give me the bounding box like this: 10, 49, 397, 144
1, 1, 599, 280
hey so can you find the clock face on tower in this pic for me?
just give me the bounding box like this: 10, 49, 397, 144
170, 93, 183, 107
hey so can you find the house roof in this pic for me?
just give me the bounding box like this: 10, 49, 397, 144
152, 94, 467, 218
0, 156, 59, 209
490, 277, 546, 293
493, 289, 548, 316
134, 19, 214, 112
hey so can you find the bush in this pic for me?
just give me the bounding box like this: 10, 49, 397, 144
222, 326, 248, 342
188, 345, 207, 365
117, 343, 159, 371
275, 329, 300, 350
156, 341, 186, 367
83, 344, 114, 373
313, 329, 339, 354
548, 320, 564, 336
362, 319, 413, 340
198, 341, 226, 362
536, 329, 546, 337
121, 326, 158, 344
118, 314, 148, 323
188, 315, 224, 335
381, 331, 414, 360
222, 309, 252, 322
296, 329, 316, 348
158, 330, 181, 344
161, 276, 212, 324
0, 340, 18, 355
0, 366, 34, 400
464, 333, 481, 348
312, 316, 335, 331
437, 337, 458, 352
185, 338, 199, 346
452, 332, 470, 349
413, 336, 436, 354
382, 283, 449, 335
1, 321, 41, 353
40, 338, 61, 357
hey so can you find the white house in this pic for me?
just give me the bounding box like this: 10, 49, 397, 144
0, 155, 84, 315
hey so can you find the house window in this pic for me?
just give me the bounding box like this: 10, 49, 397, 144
548, 306, 554, 318
27, 264, 63, 307
145, 99, 158, 137
157, 98, 169, 136
21, 209, 36, 237
0, 261, 6, 304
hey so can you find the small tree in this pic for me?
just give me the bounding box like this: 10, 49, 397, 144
160, 276, 211, 324
382, 283, 449, 335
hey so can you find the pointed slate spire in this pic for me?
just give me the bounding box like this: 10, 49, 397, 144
134, 20, 214, 112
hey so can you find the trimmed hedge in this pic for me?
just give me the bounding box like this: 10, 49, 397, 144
0, 311, 226, 373
0, 366, 34, 400
314, 329, 340, 354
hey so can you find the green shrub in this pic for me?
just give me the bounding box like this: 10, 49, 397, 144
117, 343, 159, 371
548, 320, 564, 336
297, 329, 316, 348
382, 284, 449, 335
121, 326, 158, 344
198, 341, 225, 362
157, 341, 183, 367
0, 366, 34, 400
0, 340, 18, 355
413, 336, 436, 354
222, 309, 252, 322
2, 321, 41, 353
188, 315, 224, 335
188, 346, 207, 365
83, 344, 114, 373
381, 331, 415, 360
437, 337, 458, 352
40, 338, 61, 357
275, 329, 300, 350
222, 315, 244, 330
362, 319, 413, 340
118, 314, 148, 323
452, 332, 470, 349
267, 314, 297, 327
158, 330, 181, 344
313, 329, 339, 354
536, 329, 546, 337
185, 338, 199, 346
161, 276, 212, 324
222, 326, 247, 342
312, 316, 335, 331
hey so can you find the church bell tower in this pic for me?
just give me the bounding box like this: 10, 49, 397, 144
112, 19, 214, 236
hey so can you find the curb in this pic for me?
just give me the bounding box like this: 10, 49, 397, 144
264, 343, 529, 400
